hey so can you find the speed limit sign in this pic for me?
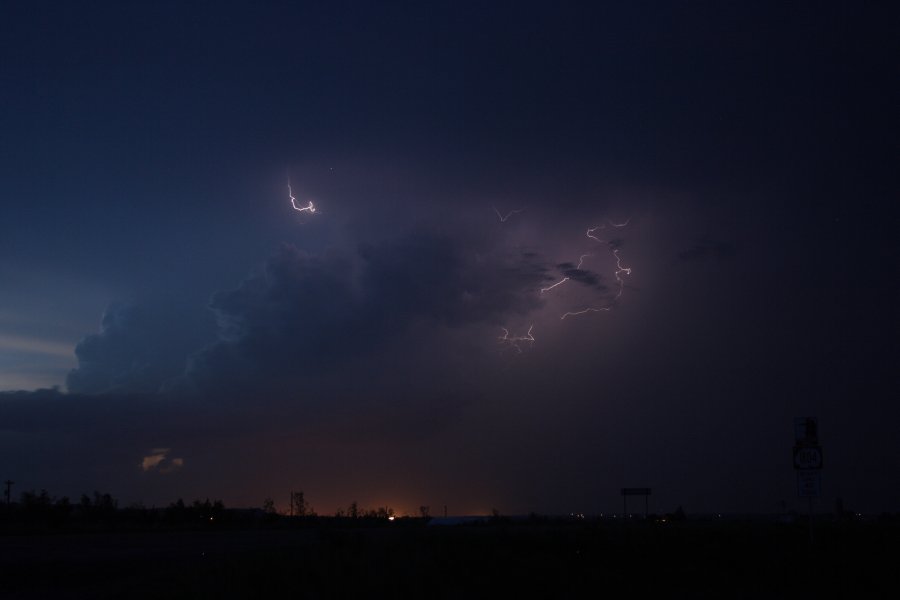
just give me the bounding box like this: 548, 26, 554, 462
793, 446, 823, 469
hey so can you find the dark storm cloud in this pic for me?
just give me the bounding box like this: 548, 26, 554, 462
179, 233, 547, 395
0, 388, 162, 435
66, 301, 213, 395
555, 266, 601, 288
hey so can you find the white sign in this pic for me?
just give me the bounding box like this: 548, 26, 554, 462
794, 417, 819, 446
793, 446, 823, 469
797, 470, 821, 498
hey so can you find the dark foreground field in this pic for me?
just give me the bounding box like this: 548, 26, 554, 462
1, 518, 896, 599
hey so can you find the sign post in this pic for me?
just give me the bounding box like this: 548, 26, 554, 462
621, 488, 651, 519
794, 417, 821, 544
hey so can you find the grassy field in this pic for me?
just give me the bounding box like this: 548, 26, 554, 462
1, 518, 896, 598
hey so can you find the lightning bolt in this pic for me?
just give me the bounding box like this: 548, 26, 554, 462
492, 205, 524, 223
288, 180, 317, 214
561, 307, 610, 319
611, 248, 632, 300
498, 325, 535, 353
585, 219, 629, 242
559, 219, 633, 319
540, 277, 570, 294
540, 254, 593, 295
586, 225, 606, 243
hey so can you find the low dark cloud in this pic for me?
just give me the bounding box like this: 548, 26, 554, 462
561, 268, 601, 288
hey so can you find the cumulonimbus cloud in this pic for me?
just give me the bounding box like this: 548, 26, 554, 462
177, 234, 548, 394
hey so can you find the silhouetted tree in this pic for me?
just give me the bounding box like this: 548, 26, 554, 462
490, 508, 505, 524
262, 497, 276, 514
191, 498, 224, 521
19, 490, 73, 527
291, 491, 311, 517
365, 506, 395, 519
348, 501, 359, 519
91, 491, 117, 519
21, 489, 52, 511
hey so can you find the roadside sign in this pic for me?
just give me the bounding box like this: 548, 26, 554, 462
797, 470, 821, 497
793, 418, 823, 543
793, 446, 823, 469
620, 488, 651, 518
794, 417, 819, 447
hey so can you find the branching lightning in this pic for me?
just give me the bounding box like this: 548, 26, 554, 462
492, 205, 524, 223
540, 277, 570, 294
539, 254, 593, 295
498, 325, 535, 353
288, 180, 317, 214
611, 248, 632, 300
560, 307, 609, 319
557, 219, 633, 319
586, 219, 629, 242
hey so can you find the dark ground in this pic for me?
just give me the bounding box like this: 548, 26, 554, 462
1, 518, 897, 599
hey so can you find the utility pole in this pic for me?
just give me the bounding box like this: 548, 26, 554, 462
4, 480, 13, 506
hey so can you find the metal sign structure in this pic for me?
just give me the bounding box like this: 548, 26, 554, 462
793, 416, 822, 499
620, 488, 651, 518
797, 470, 822, 498
794, 417, 819, 447
793, 417, 822, 544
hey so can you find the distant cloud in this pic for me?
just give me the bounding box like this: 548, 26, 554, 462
0, 334, 74, 358
141, 448, 184, 473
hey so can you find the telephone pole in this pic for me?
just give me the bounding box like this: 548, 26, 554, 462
4, 480, 13, 505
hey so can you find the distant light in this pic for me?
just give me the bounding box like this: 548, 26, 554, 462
388, 516, 395, 521
209, 517, 214, 522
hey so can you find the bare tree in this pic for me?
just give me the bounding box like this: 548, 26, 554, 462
262, 497, 276, 514
291, 491, 312, 517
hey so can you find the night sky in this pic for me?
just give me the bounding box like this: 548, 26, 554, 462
1, 1, 896, 516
